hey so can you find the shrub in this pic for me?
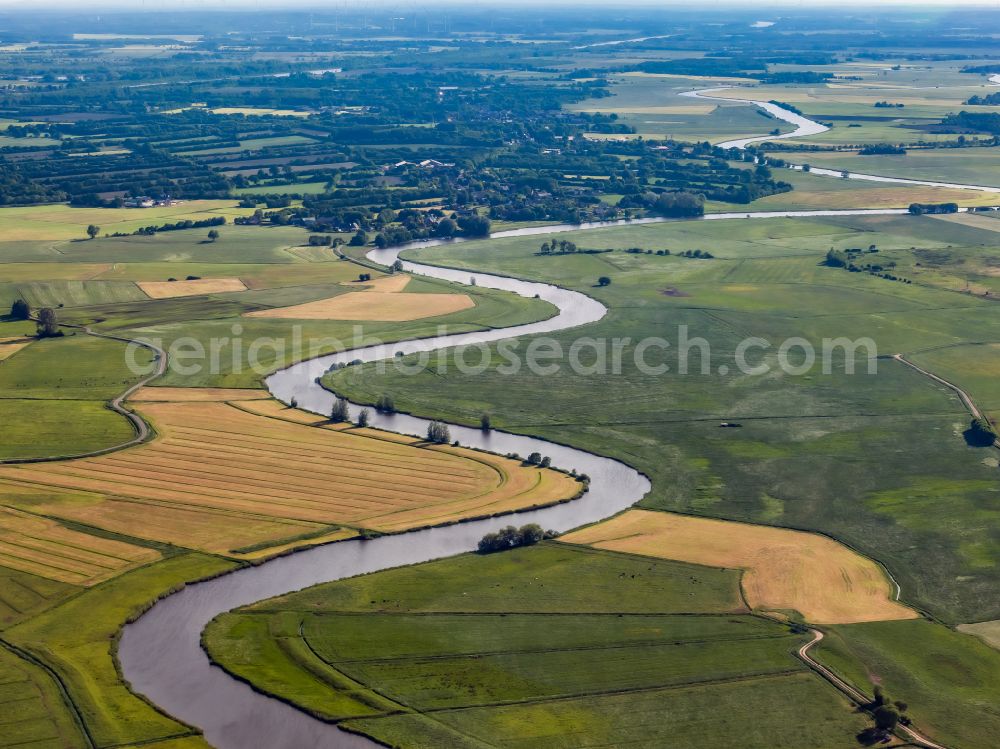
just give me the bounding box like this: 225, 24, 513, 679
10, 299, 30, 320
477, 523, 548, 553
426, 421, 451, 444
330, 397, 350, 422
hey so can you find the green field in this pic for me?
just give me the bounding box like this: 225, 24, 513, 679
0, 642, 86, 748
0, 224, 318, 264
0, 334, 154, 460
6, 553, 236, 748
571, 73, 797, 143
705, 165, 1000, 213
326, 214, 1000, 624
796, 148, 1000, 189
205, 543, 869, 747
814, 619, 1000, 749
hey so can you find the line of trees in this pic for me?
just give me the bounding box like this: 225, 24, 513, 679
477, 523, 551, 553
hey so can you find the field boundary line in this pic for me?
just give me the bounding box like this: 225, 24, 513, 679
0, 324, 166, 465
413, 668, 807, 715
0, 638, 96, 749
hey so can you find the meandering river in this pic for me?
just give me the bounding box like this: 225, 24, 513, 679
118, 81, 999, 749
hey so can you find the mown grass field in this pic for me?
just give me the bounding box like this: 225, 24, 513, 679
205, 543, 868, 747
0, 394, 579, 552
328, 214, 1000, 625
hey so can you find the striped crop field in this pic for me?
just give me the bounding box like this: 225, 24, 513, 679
0, 393, 579, 556
0, 506, 159, 585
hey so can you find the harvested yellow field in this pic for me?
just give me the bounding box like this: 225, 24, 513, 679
138, 278, 247, 299
0, 337, 32, 362
561, 510, 918, 625
245, 272, 473, 322
244, 291, 474, 321
345, 274, 412, 292
0, 478, 333, 557
0, 506, 159, 585
0, 397, 578, 553
130, 387, 269, 402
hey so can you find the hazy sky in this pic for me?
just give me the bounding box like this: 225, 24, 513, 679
0, 0, 997, 8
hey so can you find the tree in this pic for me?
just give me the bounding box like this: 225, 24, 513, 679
86, 224, 100, 240
391, 259, 404, 273
10, 299, 30, 320
597, 276, 611, 287
477, 523, 547, 553
518, 523, 545, 546
349, 230, 368, 246
526, 452, 542, 465
427, 421, 451, 444
330, 397, 349, 422
375, 393, 395, 413
207, 229, 220, 242
357, 408, 370, 427
873, 705, 899, 732
457, 213, 491, 237
435, 217, 457, 237
35, 307, 59, 338
480, 413, 492, 431
654, 191, 704, 217
825, 248, 847, 268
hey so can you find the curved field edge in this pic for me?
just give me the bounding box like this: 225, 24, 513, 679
326, 217, 1000, 625
202, 543, 872, 748
560, 509, 916, 625
2, 553, 239, 749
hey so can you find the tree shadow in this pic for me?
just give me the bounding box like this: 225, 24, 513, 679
963, 426, 997, 447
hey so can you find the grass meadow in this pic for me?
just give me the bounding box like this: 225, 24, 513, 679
793, 148, 1000, 189
814, 619, 1000, 749
205, 543, 869, 747
327, 214, 1000, 624
0, 642, 87, 748
6, 552, 236, 748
